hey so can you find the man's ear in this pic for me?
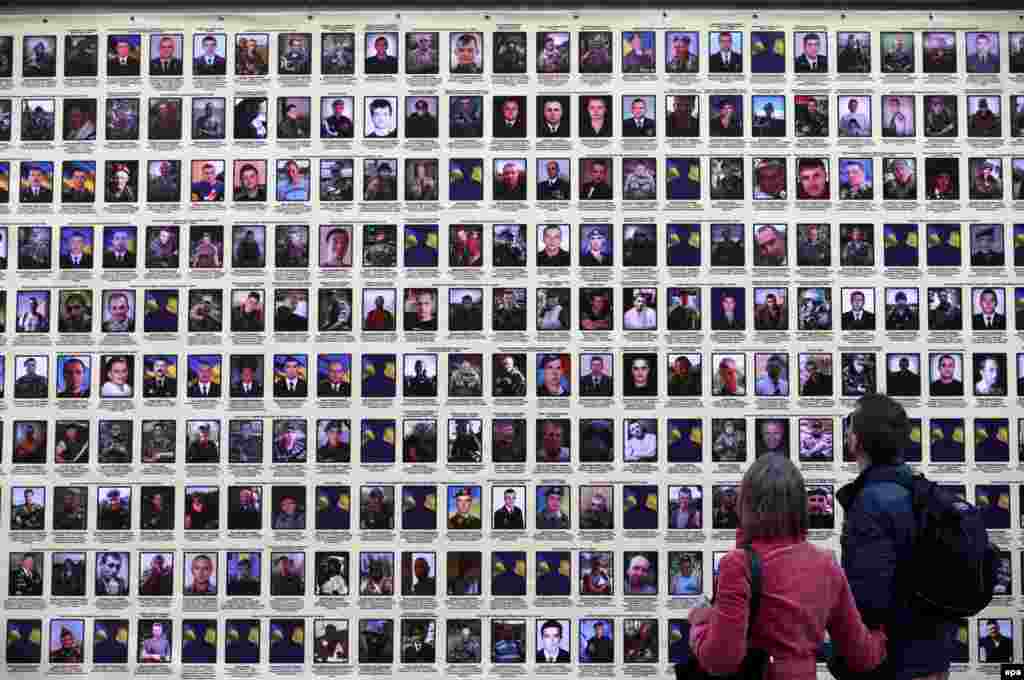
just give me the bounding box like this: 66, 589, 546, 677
847, 429, 862, 456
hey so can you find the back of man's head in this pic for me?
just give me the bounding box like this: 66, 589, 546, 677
849, 393, 909, 464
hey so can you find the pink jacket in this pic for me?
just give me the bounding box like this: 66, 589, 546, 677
690, 535, 887, 680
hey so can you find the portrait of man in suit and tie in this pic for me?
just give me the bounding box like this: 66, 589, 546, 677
841, 289, 876, 331
709, 31, 742, 73
536, 159, 571, 201
972, 288, 1007, 330
711, 288, 745, 331
193, 34, 227, 76
60, 229, 93, 269
143, 356, 177, 399
580, 354, 614, 397
536, 620, 571, 663
537, 97, 569, 137
493, 96, 526, 138
795, 32, 828, 72
492, 488, 525, 531
622, 96, 656, 137
229, 356, 263, 398
273, 355, 308, 398
20, 163, 53, 203
107, 35, 140, 77
188, 358, 221, 399
149, 35, 183, 76
967, 32, 1000, 73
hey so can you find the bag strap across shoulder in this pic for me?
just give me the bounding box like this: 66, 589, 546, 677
743, 544, 763, 637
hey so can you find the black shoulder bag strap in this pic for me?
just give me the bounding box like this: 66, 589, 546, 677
740, 543, 771, 678
677, 544, 768, 680
745, 544, 763, 629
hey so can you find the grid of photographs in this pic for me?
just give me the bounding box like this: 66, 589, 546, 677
0, 11, 1018, 675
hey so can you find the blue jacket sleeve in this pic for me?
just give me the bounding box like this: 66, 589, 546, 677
842, 488, 913, 626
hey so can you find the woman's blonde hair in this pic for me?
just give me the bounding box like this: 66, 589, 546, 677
739, 454, 808, 539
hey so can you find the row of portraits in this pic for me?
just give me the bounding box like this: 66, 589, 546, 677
0, 346, 1020, 401
0, 411, 1017, 467
0, 222, 1018, 271
1, 481, 825, 533
15, 615, 1008, 666
7, 29, 1020, 77
4, 542, 822, 601
2, 155, 1015, 205
1, 155, 1018, 205
0, 280, 1022, 337
4, 614, 809, 666
0, 479, 1016, 536
6, 93, 1018, 142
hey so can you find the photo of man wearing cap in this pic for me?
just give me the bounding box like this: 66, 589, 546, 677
272, 491, 306, 530
273, 420, 306, 463
536, 486, 570, 530
317, 420, 350, 462
448, 486, 482, 530
186, 422, 219, 463
97, 488, 131, 530
361, 486, 393, 530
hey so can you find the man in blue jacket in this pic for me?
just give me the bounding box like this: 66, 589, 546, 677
836, 393, 957, 680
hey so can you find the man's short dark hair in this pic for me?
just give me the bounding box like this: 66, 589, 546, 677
541, 620, 563, 637
541, 354, 561, 370
370, 99, 393, 115
799, 157, 827, 173
848, 393, 910, 464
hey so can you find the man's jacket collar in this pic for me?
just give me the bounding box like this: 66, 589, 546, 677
837, 462, 913, 510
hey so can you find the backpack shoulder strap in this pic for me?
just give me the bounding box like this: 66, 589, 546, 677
744, 544, 762, 636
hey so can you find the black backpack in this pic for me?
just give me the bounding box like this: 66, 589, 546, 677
897, 473, 998, 618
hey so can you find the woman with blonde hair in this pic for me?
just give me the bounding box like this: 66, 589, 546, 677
686, 454, 887, 679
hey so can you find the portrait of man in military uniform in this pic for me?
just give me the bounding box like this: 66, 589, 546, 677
360, 486, 394, 530
448, 486, 482, 530
536, 486, 570, 530
97, 487, 131, 530
9, 552, 43, 596
52, 487, 87, 531
272, 490, 306, 530
11, 487, 45, 531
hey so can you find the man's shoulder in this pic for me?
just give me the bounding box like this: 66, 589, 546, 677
851, 472, 914, 516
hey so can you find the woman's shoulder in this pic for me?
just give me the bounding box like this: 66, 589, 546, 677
747, 539, 840, 570
793, 541, 842, 569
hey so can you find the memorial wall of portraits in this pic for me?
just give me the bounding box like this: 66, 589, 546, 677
0, 8, 1017, 675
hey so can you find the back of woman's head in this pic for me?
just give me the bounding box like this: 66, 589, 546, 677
740, 454, 808, 539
